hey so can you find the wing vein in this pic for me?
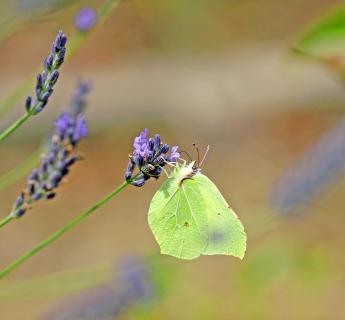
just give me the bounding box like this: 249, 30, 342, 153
181, 184, 204, 242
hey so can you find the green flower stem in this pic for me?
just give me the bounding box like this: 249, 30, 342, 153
0, 215, 13, 228
0, 113, 31, 142
0, 177, 135, 280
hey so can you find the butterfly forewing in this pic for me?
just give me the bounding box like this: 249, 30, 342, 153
148, 176, 208, 260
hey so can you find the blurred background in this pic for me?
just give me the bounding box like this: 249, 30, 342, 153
1, 0, 345, 319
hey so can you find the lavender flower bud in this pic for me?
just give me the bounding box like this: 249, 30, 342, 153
48, 70, 59, 86
45, 192, 56, 200
72, 115, 88, 145
167, 146, 180, 162
12, 208, 26, 218
28, 169, 39, 181
44, 54, 54, 71
40, 91, 51, 103
31, 193, 42, 201
28, 182, 36, 196
154, 134, 161, 151
14, 193, 25, 208
65, 156, 79, 167
148, 138, 154, 151
125, 160, 135, 181
25, 96, 32, 112
149, 166, 162, 177
131, 174, 146, 187
160, 144, 169, 155
152, 155, 165, 165
135, 155, 144, 168
52, 31, 67, 52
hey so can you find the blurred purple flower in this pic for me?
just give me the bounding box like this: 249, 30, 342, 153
11, 82, 90, 218
270, 116, 345, 214
55, 113, 87, 146
68, 80, 92, 116
54, 112, 70, 137
75, 7, 97, 31
43, 257, 154, 320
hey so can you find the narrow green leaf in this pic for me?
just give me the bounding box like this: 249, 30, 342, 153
294, 4, 345, 57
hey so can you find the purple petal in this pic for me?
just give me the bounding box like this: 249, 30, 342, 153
54, 112, 71, 136
167, 146, 180, 162
73, 115, 88, 142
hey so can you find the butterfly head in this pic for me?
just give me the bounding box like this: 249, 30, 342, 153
174, 144, 209, 185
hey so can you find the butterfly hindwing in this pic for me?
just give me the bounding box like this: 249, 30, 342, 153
193, 174, 246, 259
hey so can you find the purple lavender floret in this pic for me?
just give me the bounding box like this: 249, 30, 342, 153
11, 82, 90, 218
125, 128, 180, 187
55, 113, 88, 145
133, 128, 149, 158
74, 7, 97, 31
167, 146, 180, 162
25, 31, 67, 115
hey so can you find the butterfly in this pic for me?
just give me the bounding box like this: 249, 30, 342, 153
148, 145, 247, 260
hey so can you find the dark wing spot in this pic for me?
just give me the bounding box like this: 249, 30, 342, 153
184, 221, 189, 227
217, 212, 221, 216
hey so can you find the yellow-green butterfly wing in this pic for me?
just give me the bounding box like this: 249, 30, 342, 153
148, 164, 247, 260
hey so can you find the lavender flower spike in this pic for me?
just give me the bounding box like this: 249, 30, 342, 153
43, 257, 154, 320
125, 128, 180, 187
10, 83, 89, 219
25, 31, 67, 115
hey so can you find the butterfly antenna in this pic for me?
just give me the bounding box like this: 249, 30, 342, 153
200, 145, 210, 167
193, 143, 200, 167
179, 150, 193, 162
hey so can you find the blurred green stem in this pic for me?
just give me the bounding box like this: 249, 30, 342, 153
0, 215, 13, 228
0, 113, 31, 142
0, 176, 135, 280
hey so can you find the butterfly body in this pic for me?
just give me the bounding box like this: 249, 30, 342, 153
148, 162, 247, 260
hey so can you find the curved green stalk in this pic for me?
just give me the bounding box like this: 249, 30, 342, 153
0, 177, 133, 280
0, 113, 31, 142
0, 215, 13, 228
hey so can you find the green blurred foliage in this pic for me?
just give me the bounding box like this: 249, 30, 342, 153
233, 241, 340, 319
295, 3, 345, 57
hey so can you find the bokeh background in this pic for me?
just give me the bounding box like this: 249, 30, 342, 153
1, 0, 345, 319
